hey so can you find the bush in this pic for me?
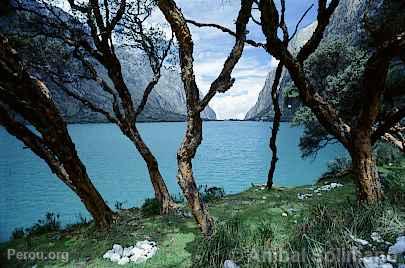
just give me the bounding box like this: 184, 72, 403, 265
25, 212, 61, 236
324, 157, 351, 176
141, 198, 161, 217
11, 228, 25, 240
382, 171, 405, 204
192, 217, 273, 268
288, 202, 403, 267
374, 142, 402, 166
198, 185, 225, 203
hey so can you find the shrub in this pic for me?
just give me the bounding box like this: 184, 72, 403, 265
11, 228, 25, 240
25, 212, 61, 236
374, 142, 402, 166
141, 198, 161, 217
382, 171, 405, 204
198, 185, 225, 203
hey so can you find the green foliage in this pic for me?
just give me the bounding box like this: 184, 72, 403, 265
293, 37, 370, 158
382, 170, 405, 205
22, 212, 61, 237
11, 228, 25, 240
192, 217, 273, 268
141, 198, 161, 217
323, 157, 352, 176
198, 185, 225, 203
374, 142, 402, 166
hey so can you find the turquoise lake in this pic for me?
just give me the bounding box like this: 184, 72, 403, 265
0, 121, 345, 241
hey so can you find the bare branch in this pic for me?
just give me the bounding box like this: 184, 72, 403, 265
186, 19, 265, 48
198, 0, 254, 110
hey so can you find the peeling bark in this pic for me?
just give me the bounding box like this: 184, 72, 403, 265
158, 0, 253, 236
351, 130, 384, 203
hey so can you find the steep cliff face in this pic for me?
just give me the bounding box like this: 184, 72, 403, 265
244, 23, 316, 120
0, 1, 216, 123
244, 0, 370, 121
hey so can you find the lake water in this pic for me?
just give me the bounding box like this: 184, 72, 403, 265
0, 121, 344, 241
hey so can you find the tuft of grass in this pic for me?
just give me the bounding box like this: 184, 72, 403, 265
192, 217, 274, 268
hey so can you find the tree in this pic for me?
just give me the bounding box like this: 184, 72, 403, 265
0, 34, 114, 228
189, 0, 405, 203
257, 0, 405, 203
266, 0, 313, 189
11, 0, 178, 213
158, 0, 254, 236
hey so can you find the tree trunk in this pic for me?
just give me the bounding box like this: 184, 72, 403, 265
267, 63, 284, 189
0, 35, 114, 229
177, 116, 214, 237
126, 125, 177, 214
62, 163, 114, 228
351, 130, 384, 203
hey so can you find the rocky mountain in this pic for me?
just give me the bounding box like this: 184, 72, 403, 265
0, 0, 216, 123
244, 0, 370, 121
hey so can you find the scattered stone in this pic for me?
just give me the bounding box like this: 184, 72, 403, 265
110, 253, 121, 263
113, 244, 124, 256
297, 193, 313, 200
102, 249, 114, 259
388, 236, 405, 255
117, 257, 130, 265
371, 232, 385, 243
103, 241, 158, 265
314, 182, 343, 193
224, 259, 240, 268
361, 256, 393, 268
262, 196, 267, 200
350, 235, 370, 246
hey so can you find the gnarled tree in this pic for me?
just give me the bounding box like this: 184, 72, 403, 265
188, 0, 405, 203
0, 34, 114, 228
257, 0, 405, 203
11, 0, 177, 213
158, 0, 254, 236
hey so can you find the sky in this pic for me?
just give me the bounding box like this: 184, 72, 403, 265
155, 0, 318, 119
54, 0, 318, 119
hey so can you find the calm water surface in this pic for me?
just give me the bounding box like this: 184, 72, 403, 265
0, 121, 344, 241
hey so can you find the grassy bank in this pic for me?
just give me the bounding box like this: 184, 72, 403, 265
1, 162, 404, 267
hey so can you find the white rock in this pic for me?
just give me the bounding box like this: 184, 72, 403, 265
388, 236, 405, 255
129, 247, 144, 258
103, 249, 114, 259
224, 259, 240, 268
282, 212, 288, 217
110, 253, 122, 263
371, 232, 384, 243
130, 254, 148, 264
122, 246, 133, 257
361, 256, 393, 268
350, 235, 370, 246
113, 244, 124, 256
118, 257, 130, 265
386, 255, 397, 263
145, 246, 158, 258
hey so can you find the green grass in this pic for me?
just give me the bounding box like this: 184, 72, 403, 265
1, 162, 403, 267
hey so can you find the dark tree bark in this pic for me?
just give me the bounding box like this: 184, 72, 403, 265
158, 0, 253, 236
0, 35, 114, 228
267, 62, 283, 189
257, 0, 405, 203
61, 0, 177, 214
